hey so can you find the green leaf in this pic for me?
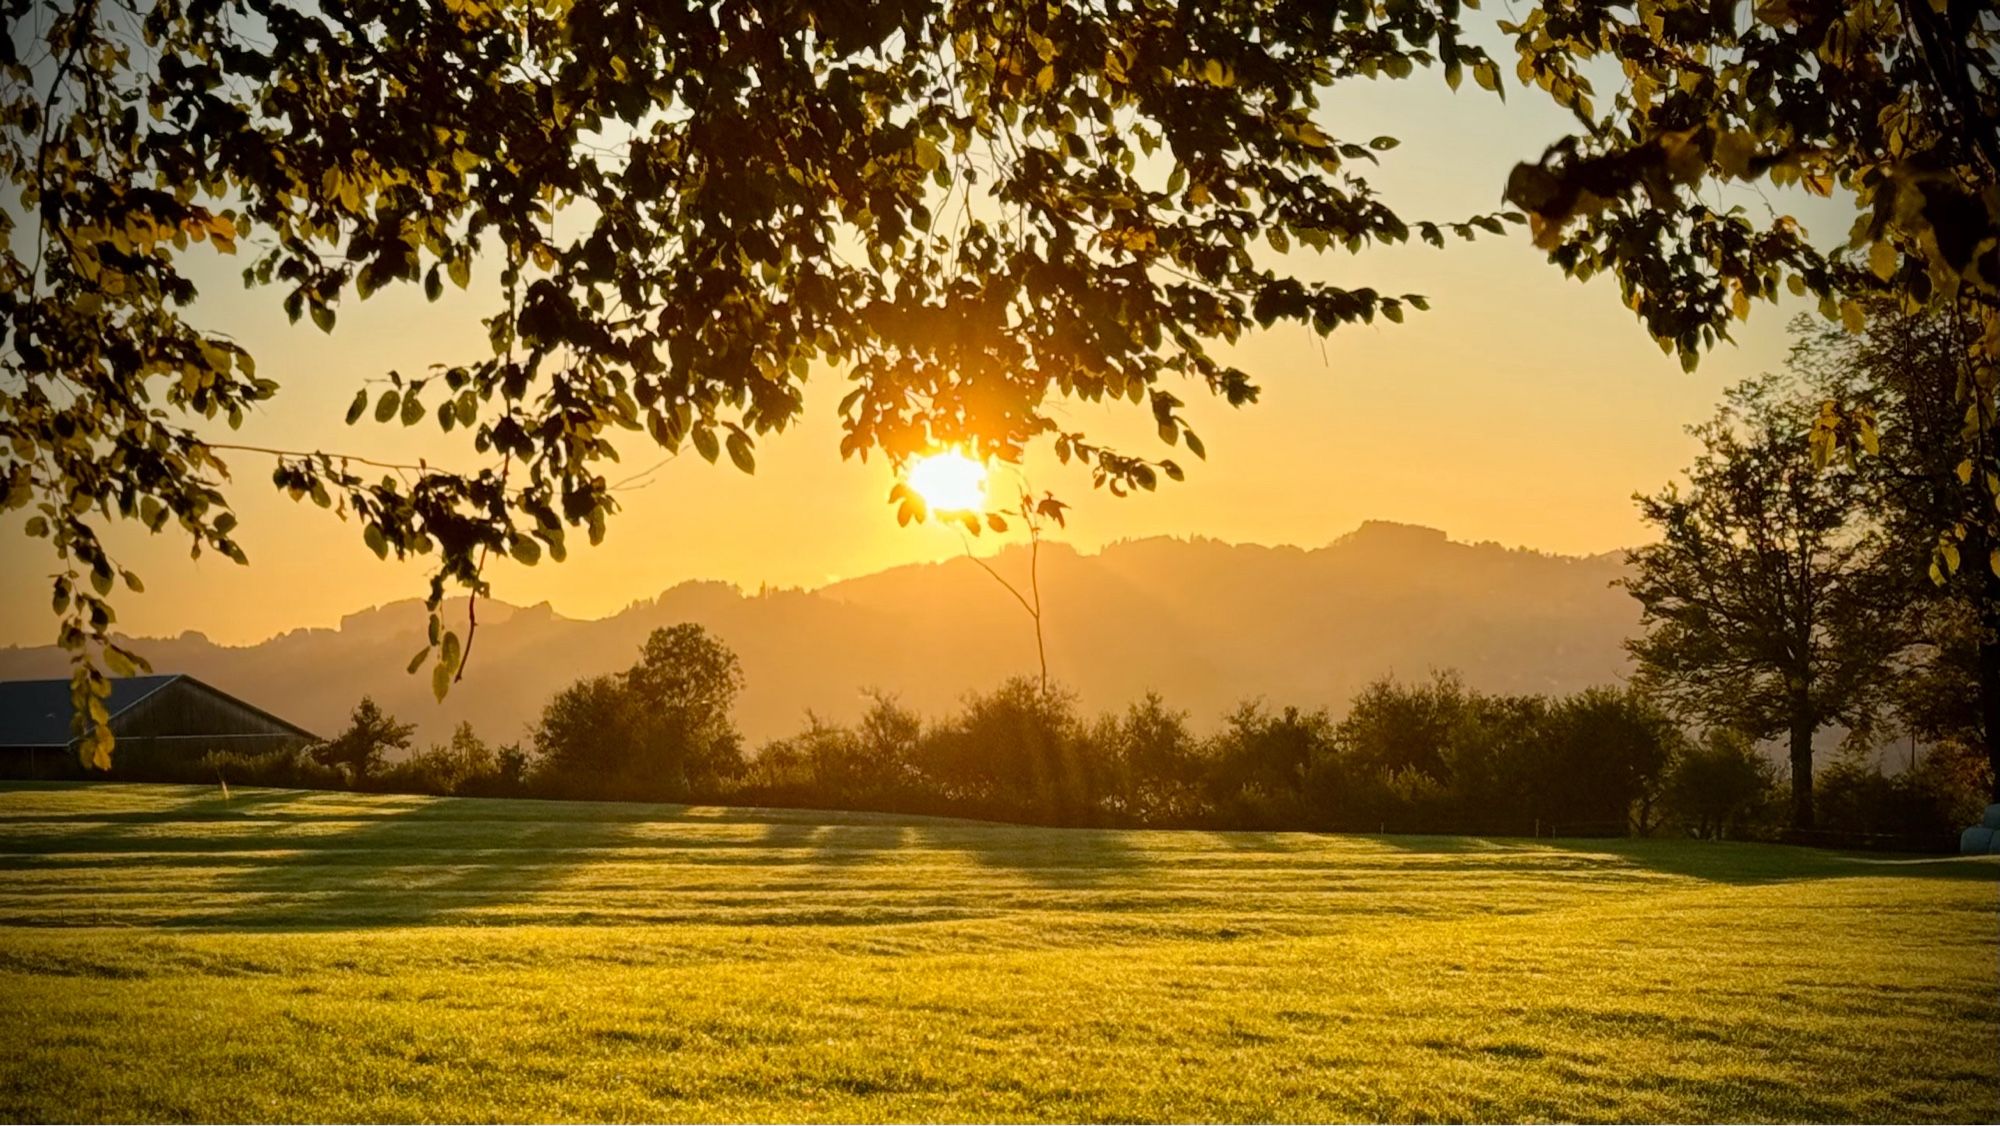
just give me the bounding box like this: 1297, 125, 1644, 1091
725, 430, 756, 473
692, 427, 720, 463
374, 390, 400, 423
432, 630, 462, 700
345, 390, 369, 425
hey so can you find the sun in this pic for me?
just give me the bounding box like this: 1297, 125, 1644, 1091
905, 450, 988, 513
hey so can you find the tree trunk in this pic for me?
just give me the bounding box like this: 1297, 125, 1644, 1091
1788, 715, 1816, 831
1979, 538, 2000, 803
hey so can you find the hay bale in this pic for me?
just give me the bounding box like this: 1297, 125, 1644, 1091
1982, 803, 2000, 830
1963, 826, 1995, 855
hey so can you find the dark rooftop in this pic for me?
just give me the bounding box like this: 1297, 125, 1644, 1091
0, 675, 184, 748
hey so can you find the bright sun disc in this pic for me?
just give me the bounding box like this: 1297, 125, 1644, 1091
905, 451, 988, 513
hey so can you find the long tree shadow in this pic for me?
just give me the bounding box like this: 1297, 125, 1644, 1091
1, 784, 736, 929
1364, 829, 2000, 887
9, 783, 1989, 936
2, 784, 1123, 931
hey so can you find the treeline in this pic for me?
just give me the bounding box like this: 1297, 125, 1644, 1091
175, 622, 1987, 846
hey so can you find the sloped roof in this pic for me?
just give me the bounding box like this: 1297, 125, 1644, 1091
0, 674, 318, 748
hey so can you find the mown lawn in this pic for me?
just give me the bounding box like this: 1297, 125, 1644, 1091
0, 782, 1994, 1122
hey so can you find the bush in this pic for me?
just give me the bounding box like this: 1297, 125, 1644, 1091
1661, 729, 1780, 839
374, 723, 523, 797
913, 679, 1100, 824
201, 746, 348, 791
1815, 740, 1992, 838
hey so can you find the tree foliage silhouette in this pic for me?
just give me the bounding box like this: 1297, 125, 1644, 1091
1797, 307, 2000, 800
1501, 0, 1999, 586
2, 0, 1515, 764
312, 696, 417, 782
1625, 374, 1904, 829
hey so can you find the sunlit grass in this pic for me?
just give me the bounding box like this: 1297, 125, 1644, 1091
1, 782, 1994, 1122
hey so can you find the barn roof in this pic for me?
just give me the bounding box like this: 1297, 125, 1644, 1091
0, 674, 320, 748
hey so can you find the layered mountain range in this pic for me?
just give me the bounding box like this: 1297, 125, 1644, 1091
0, 522, 1639, 748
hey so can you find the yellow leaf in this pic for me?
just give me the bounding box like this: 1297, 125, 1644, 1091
1868, 238, 1897, 280
1713, 130, 1756, 178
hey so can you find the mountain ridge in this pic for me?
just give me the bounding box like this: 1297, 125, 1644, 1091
0, 522, 1640, 747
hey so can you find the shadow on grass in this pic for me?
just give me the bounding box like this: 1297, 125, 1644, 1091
0, 783, 1153, 931
5, 783, 1991, 934
906, 821, 1150, 888
1366, 830, 2000, 886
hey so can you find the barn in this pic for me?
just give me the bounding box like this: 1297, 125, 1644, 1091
0, 674, 321, 779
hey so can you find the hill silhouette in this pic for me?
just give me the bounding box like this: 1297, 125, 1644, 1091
0, 522, 1638, 748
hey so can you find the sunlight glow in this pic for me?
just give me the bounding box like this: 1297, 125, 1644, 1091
905, 450, 988, 514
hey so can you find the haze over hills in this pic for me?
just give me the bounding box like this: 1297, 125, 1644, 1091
0, 521, 1639, 748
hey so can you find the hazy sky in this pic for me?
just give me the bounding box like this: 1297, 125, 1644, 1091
0, 54, 1850, 650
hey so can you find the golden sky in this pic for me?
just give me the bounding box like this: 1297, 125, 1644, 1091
0, 64, 1849, 650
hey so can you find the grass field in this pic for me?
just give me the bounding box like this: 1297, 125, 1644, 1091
0, 782, 1995, 1122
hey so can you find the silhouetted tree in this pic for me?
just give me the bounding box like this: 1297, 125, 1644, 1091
1336, 672, 1471, 783
916, 679, 1092, 823
1661, 729, 1778, 840
312, 697, 416, 782
1809, 309, 2000, 800
1437, 691, 1548, 830
377, 721, 500, 796
1206, 703, 1334, 829
533, 624, 746, 800
1627, 374, 1905, 829
533, 675, 642, 797
626, 623, 746, 782
1533, 687, 1680, 834
1092, 692, 1206, 824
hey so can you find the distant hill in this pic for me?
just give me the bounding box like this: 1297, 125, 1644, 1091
0, 522, 1639, 748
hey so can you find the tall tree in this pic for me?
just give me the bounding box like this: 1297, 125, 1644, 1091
1798, 308, 2000, 799
1625, 373, 1903, 829
1, 0, 1515, 765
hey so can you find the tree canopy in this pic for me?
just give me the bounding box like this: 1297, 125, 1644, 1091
3, 0, 1521, 763
1625, 372, 1904, 828
6, 0, 1995, 769
1502, 0, 1999, 581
